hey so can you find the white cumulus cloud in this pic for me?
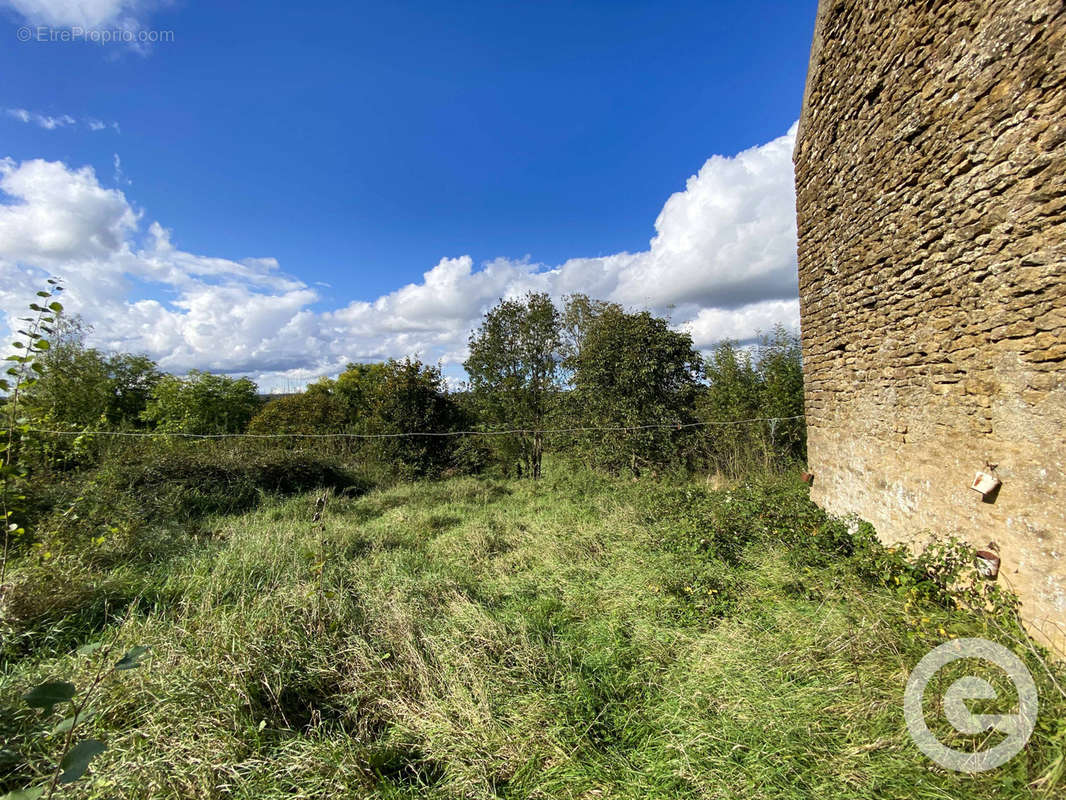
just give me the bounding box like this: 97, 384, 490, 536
0, 124, 800, 390
613, 123, 800, 311
0, 157, 138, 262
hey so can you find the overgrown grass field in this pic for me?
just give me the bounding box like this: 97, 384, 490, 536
2, 465, 1064, 798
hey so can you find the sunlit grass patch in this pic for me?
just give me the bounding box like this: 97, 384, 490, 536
2, 471, 1063, 799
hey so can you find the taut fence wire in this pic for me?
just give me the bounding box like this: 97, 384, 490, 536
23, 415, 805, 440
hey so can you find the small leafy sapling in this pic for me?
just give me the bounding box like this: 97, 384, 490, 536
2, 641, 150, 799
1, 279, 63, 586
1, 281, 151, 799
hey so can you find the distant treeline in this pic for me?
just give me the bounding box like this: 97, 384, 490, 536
10, 294, 804, 478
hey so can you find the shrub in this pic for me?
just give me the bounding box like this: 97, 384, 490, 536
247, 389, 347, 436
2, 441, 373, 648
18, 442, 370, 563
447, 434, 493, 476
362, 358, 462, 478
141, 371, 260, 435
89, 445, 368, 523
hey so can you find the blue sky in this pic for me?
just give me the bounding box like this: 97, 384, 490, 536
0, 0, 817, 389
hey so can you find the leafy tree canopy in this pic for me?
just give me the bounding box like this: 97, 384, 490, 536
464, 292, 561, 478
363, 357, 459, 477
21, 316, 160, 429
569, 302, 703, 473
247, 390, 347, 436
142, 371, 259, 435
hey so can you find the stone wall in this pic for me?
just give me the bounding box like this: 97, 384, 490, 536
794, 0, 1066, 650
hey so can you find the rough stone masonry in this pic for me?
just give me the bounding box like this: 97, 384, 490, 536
794, 0, 1065, 651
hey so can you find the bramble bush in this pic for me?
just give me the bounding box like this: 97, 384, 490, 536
646, 477, 1026, 636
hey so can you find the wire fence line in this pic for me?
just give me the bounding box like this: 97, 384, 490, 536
22, 415, 806, 441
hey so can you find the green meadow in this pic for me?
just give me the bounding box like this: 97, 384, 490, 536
3, 462, 1062, 799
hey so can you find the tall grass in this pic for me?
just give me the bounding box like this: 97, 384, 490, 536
1, 464, 1063, 798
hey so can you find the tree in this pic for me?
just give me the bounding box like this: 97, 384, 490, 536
363, 358, 459, 477
696, 327, 805, 475
2, 278, 63, 583
249, 360, 461, 475
559, 294, 621, 372
103, 354, 162, 427
753, 326, 805, 463
21, 317, 161, 429
333, 362, 389, 428
142, 371, 260, 435
464, 293, 561, 479
698, 340, 762, 475
700, 341, 761, 426
21, 316, 110, 427
569, 305, 703, 474
247, 390, 347, 436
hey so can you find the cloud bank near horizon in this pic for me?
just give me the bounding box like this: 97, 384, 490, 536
0, 124, 800, 391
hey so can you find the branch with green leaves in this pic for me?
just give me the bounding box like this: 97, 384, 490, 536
1, 279, 64, 585
3, 640, 149, 800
